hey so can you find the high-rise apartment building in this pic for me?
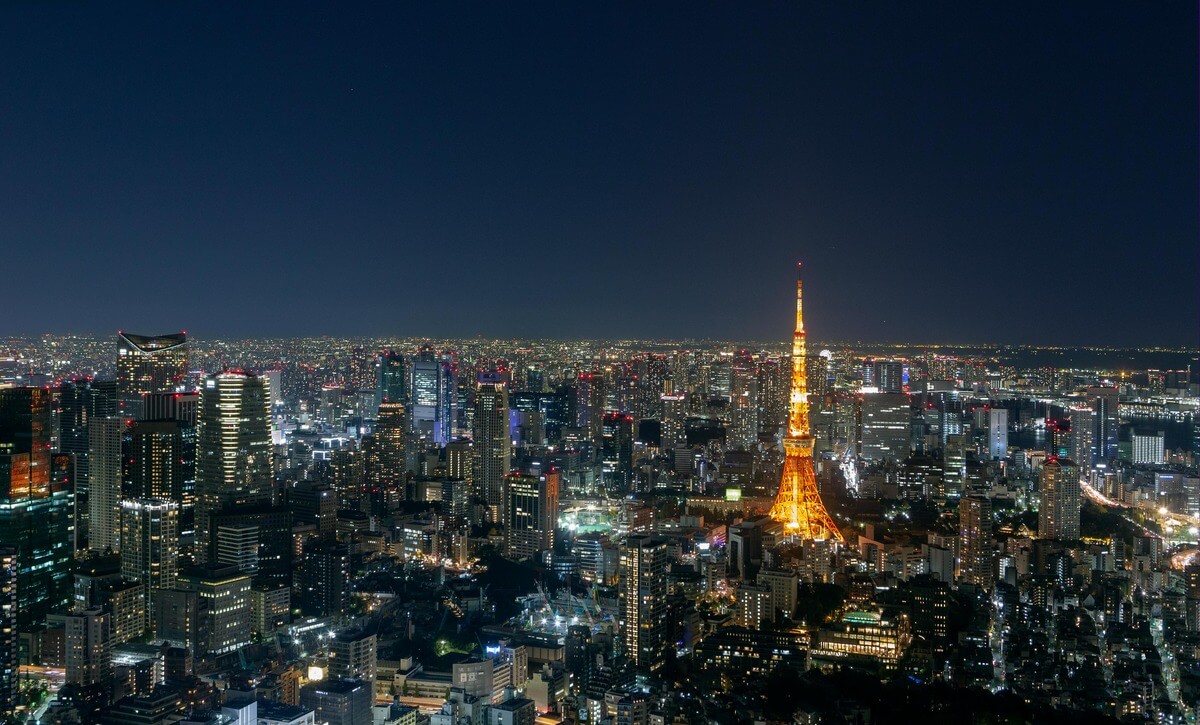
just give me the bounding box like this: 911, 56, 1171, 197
473, 373, 511, 521
116, 332, 188, 420
120, 498, 180, 625
619, 535, 668, 675
196, 371, 273, 563
59, 378, 117, 543
88, 416, 126, 553
64, 607, 111, 686
957, 494, 993, 588
575, 373, 603, 443
141, 391, 199, 529
660, 393, 687, 451
298, 540, 349, 618
1039, 458, 1081, 541
128, 420, 183, 501
1068, 406, 1095, 469
729, 351, 759, 449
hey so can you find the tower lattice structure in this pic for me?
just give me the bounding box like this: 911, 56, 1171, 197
768, 264, 843, 542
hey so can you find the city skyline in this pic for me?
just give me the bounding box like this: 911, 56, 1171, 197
1, 4, 1196, 344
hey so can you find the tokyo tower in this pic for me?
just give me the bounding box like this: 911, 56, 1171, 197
768, 263, 843, 542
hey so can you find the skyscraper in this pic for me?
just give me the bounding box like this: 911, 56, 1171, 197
473, 373, 511, 521
128, 420, 183, 501
0, 386, 74, 629
410, 347, 455, 448
1039, 457, 1081, 541
116, 332, 188, 420
860, 392, 911, 463
140, 391, 199, 528
1087, 386, 1120, 464
659, 392, 687, 455
575, 372, 603, 443
985, 407, 1008, 461
768, 265, 842, 542
88, 416, 126, 553
502, 470, 559, 560
376, 351, 408, 405
58, 378, 117, 543
872, 360, 904, 394
600, 413, 634, 493
620, 535, 668, 675
298, 540, 349, 618
120, 498, 180, 623
1068, 405, 1095, 469
0, 549, 16, 721
196, 371, 273, 564
374, 400, 407, 497
957, 494, 993, 588
728, 350, 759, 449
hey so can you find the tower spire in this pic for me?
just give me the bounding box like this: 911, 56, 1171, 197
769, 262, 842, 542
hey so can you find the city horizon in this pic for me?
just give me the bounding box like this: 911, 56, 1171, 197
1, 3, 1197, 723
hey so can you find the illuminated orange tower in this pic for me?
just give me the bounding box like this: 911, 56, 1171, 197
768, 264, 843, 542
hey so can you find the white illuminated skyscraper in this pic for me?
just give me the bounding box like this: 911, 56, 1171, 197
196, 371, 273, 564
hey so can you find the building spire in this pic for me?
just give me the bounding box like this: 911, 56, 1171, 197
788, 263, 809, 439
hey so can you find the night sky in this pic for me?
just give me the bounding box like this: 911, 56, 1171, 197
2, 4, 1196, 344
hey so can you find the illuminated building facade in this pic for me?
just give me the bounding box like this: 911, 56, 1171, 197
600, 412, 634, 493
411, 347, 455, 448
65, 607, 111, 686
177, 564, 252, 656
375, 400, 408, 497
473, 373, 511, 521
0, 549, 15, 721
502, 470, 559, 560
860, 392, 911, 463
1039, 457, 1081, 540
196, 371, 273, 564
695, 627, 808, 678
659, 392, 687, 451
809, 610, 911, 671
729, 350, 759, 449
116, 331, 188, 420
0, 386, 74, 628
128, 420, 183, 501
620, 534, 668, 674
88, 415, 126, 552
120, 498, 180, 623
376, 350, 408, 405
957, 494, 993, 588
768, 266, 842, 542
59, 377, 117, 543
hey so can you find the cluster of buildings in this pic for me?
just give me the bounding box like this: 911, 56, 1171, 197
0, 273, 1198, 723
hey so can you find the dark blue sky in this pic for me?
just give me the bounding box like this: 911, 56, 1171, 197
2, 3, 1196, 344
